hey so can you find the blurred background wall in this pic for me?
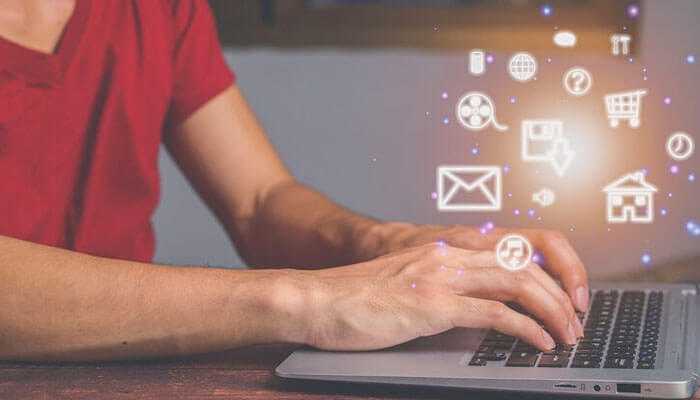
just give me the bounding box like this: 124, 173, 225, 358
153, 0, 699, 280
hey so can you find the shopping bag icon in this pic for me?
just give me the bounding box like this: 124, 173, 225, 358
437, 166, 502, 212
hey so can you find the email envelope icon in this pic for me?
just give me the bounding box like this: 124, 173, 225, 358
522, 119, 562, 162
437, 166, 502, 212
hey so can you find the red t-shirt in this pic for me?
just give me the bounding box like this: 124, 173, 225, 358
0, 0, 235, 262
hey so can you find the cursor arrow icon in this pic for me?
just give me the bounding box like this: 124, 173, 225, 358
548, 138, 575, 177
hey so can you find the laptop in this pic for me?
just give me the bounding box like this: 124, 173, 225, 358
276, 282, 700, 399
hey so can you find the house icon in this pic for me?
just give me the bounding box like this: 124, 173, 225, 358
603, 171, 658, 223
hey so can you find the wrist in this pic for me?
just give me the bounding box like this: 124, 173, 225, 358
258, 269, 317, 345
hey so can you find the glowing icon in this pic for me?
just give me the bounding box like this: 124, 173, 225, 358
469, 49, 486, 76
563, 67, 593, 96
436, 166, 502, 212
532, 188, 556, 207
456, 92, 508, 132
553, 30, 577, 48
604, 89, 647, 128
666, 132, 695, 161
603, 171, 657, 224
611, 34, 632, 56
496, 234, 533, 271
521, 120, 575, 177
508, 52, 537, 82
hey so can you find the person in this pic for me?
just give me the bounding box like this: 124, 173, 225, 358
0, 0, 588, 361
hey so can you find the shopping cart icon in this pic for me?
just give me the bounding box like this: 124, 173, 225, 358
604, 89, 648, 128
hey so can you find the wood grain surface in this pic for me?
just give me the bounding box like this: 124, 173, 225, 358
1, 343, 697, 400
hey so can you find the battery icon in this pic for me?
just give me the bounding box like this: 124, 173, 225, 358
469, 49, 486, 76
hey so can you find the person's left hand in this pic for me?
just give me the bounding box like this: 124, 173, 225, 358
358, 222, 589, 312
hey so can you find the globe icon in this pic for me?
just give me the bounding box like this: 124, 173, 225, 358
508, 52, 537, 82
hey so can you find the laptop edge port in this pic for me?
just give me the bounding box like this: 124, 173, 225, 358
553, 383, 577, 389
617, 383, 642, 393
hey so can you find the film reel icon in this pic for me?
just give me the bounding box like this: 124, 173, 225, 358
456, 92, 509, 132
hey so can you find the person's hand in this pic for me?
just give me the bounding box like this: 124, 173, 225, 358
358, 223, 589, 313
290, 243, 583, 352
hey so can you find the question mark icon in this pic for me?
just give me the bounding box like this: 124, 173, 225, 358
564, 67, 592, 96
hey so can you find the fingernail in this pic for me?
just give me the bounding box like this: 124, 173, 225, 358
541, 330, 556, 350
574, 317, 584, 338
575, 286, 589, 312
567, 320, 578, 344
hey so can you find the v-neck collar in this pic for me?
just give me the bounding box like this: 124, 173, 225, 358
0, 0, 91, 87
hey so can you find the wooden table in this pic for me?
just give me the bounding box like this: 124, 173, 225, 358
2, 343, 698, 400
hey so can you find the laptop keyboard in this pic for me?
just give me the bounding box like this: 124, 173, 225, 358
468, 290, 663, 369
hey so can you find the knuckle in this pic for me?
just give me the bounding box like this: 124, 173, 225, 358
486, 301, 509, 321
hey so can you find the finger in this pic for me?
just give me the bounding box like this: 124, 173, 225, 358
529, 230, 589, 313
432, 248, 582, 338
527, 264, 583, 338
450, 297, 556, 352
445, 267, 578, 345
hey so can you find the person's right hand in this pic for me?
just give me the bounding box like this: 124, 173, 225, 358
292, 242, 584, 352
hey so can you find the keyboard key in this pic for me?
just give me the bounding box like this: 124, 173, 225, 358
538, 354, 569, 368
506, 352, 539, 367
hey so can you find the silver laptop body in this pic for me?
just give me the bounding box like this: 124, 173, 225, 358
276, 282, 700, 399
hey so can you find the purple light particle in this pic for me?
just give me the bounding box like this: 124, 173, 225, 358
436, 240, 447, 247
660, 208, 668, 216
410, 282, 417, 289
540, 4, 553, 16
485, 221, 495, 230
687, 221, 700, 237
457, 268, 464, 276
664, 97, 672, 105
486, 54, 495, 64
547, 57, 553, 63
442, 117, 450, 125
532, 253, 542, 264
509, 96, 517, 104
687, 54, 697, 64
471, 147, 479, 155
689, 173, 696, 182
528, 209, 536, 218
642, 67, 648, 73
503, 165, 511, 173
480, 228, 487, 235
668, 192, 673, 198
626, 4, 640, 18
643, 76, 648, 81
514, 209, 520, 216
628, 57, 634, 63
507, 193, 513, 198
441, 92, 448, 100
425, 111, 431, 117
641, 168, 649, 176
641, 253, 652, 265
431, 191, 438, 200
670, 165, 679, 174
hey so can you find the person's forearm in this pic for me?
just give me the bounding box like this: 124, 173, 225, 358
0, 236, 307, 362
230, 180, 413, 268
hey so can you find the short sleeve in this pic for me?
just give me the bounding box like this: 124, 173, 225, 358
167, 0, 235, 127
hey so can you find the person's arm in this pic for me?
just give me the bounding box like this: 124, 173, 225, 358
0, 234, 583, 361
165, 86, 589, 311
0, 235, 305, 361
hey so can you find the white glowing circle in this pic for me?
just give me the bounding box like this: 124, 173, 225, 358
508, 52, 538, 82
563, 67, 593, 96
666, 132, 695, 161
495, 234, 533, 272
554, 30, 577, 48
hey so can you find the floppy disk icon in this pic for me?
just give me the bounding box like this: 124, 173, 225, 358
522, 119, 563, 162
437, 166, 502, 212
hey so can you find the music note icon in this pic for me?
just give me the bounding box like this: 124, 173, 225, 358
495, 235, 533, 271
